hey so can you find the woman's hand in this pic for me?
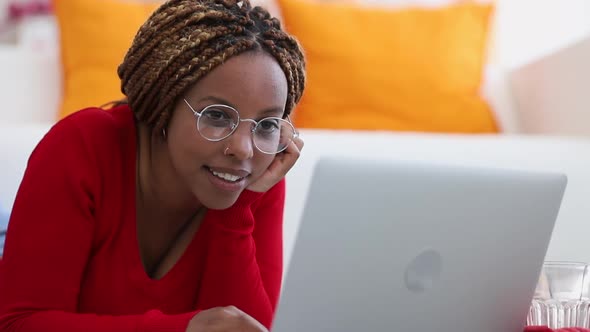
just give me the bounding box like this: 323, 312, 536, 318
186, 306, 269, 332
247, 135, 304, 193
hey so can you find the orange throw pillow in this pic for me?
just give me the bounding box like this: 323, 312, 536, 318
278, 0, 498, 133
53, 0, 161, 118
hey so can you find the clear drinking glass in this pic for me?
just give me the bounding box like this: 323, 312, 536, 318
527, 261, 590, 328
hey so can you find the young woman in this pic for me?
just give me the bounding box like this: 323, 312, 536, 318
0, 0, 305, 331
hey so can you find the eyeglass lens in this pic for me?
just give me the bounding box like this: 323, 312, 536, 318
196, 105, 295, 154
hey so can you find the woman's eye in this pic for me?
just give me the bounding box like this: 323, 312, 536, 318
204, 109, 230, 121
259, 119, 280, 132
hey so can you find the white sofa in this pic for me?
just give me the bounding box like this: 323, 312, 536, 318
1, 15, 590, 270
2, 125, 590, 269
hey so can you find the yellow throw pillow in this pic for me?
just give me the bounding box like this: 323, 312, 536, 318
278, 0, 499, 133
53, 0, 161, 118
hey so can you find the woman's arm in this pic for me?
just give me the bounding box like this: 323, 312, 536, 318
195, 179, 286, 329
0, 117, 198, 332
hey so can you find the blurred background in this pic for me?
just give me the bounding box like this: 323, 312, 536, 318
0, 0, 590, 135
0, 0, 589, 262
0, 0, 589, 134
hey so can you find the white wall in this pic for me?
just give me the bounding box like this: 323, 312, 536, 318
0, 2, 6, 26
488, 0, 590, 69
0, 15, 60, 123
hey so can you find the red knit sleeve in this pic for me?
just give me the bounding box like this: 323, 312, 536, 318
250, 179, 285, 312
0, 116, 198, 332
195, 179, 286, 329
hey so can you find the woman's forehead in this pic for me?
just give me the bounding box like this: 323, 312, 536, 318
183, 52, 288, 113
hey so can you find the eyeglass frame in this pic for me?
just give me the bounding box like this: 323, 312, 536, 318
183, 98, 299, 155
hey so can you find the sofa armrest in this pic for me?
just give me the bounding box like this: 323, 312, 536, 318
509, 36, 590, 136
0, 123, 51, 210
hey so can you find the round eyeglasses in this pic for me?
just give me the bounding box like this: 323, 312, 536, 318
183, 99, 298, 155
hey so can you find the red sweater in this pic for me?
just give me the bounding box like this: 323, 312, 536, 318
0, 106, 285, 331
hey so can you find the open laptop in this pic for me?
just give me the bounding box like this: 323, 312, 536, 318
272, 157, 567, 332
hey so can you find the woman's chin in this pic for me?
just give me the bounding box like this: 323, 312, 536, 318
197, 192, 242, 211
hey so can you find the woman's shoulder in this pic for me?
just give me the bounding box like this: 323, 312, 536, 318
47, 104, 136, 150
30, 104, 136, 169
58, 104, 135, 137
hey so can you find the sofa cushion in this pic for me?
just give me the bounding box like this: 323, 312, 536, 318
278, 0, 499, 133
53, 0, 160, 118
52, 0, 288, 119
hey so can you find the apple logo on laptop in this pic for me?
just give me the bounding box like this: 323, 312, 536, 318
404, 249, 443, 293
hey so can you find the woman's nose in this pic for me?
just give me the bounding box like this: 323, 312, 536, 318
225, 122, 255, 160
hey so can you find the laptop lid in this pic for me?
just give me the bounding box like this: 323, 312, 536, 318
272, 157, 567, 332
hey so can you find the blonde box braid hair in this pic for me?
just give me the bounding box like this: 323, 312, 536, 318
117, 0, 306, 136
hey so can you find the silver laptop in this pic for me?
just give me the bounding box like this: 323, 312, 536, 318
272, 157, 567, 332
